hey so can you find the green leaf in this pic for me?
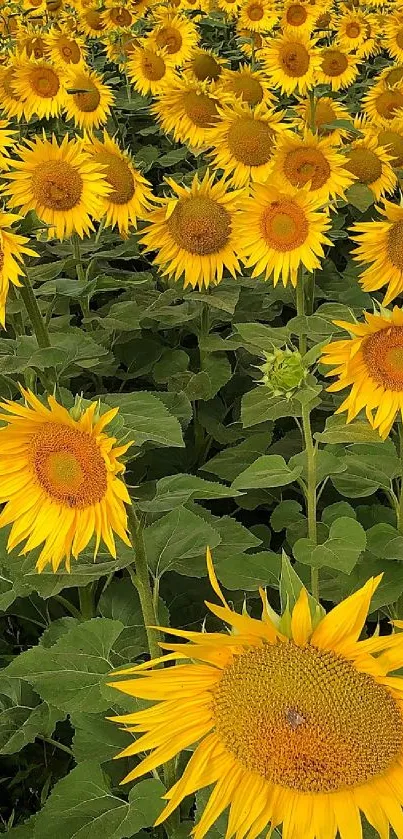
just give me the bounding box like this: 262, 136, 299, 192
234, 322, 289, 352
241, 388, 301, 427
71, 711, 134, 764
366, 524, 403, 560
32, 763, 164, 839
215, 550, 281, 590
2, 619, 124, 714
289, 450, 346, 486
293, 517, 366, 573
144, 506, 221, 576
201, 432, 273, 482
233, 455, 302, 489
98, 579, 148, 662
321, 502, 356, 526
0, 679, 61, 755
139, 473, 242, 512
331, 443, 399, 498
103, 392, 185, 448
346, 183, 374, 212
314, 414, 384, 444
271, 501, 304, 532
280, 553, 316, 613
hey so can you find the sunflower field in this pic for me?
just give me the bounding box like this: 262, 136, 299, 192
5, 0, 403, 837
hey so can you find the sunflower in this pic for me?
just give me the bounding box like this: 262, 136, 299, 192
0, 60, 28, 121
385, 15, 403, 62
139, 171, 243, 290
362, 82, 403, 126
216, 0, 242, 17
281, 0, 318, 33
127, 42, 176, 96
16, 25, 47, 60
11, 58, 65, 120
110, 552, 403, 839
45, 26, 87, 68
343, 134, 397, 201
316, 46, 360, 91
79, 6, 106, 37
315, 8, 334, 32
0, 212, 37, 329
235, 26, 266, 58
376, 118, 403, 169
376, 64, 403, 88
293, 95, 353, 143
4, 134, 110, 240
321, 307, 403, 438
0, 119, 15, 166
262, 31, 320, 95
148, 13, 199, 66
183, 48, 226, 83
152, 78, 221, 150
218, 65, 275, 107
335, 10, 368, 50
0, 389, 131, 572
103, 33, 141, 67
351, 200, 403, 306
207, 100, 288, 189
238, 0, 278, 33
63, 65, 114, 131
85, 131, 153, 236
102, 3, 134, 31
272, 130, 355, 204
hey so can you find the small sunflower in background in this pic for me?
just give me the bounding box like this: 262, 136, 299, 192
102, 1, 134, 31
79, 5, 106, 38
207, 100, 288, 188
12, 58, 65, 120
234, 183, 331, 287
316, 46, 360, 91
343, 133, 397, 200
0, 212, 37, 329
335, 10, 369, 51
15, 25, 47, 60
216, 0, 242, 17
263, 31, 320, 95
354, 19, 380, 60
238, 0, 278, 34
63, 65, 114, 131
376, 64, 403, 89
152, 78, 221, 150
218, 64, 275, 108
0, 390, 131, 572
140, 171, 243, 290
0, 60, 28, 121
293, 95, 352, 142
385, 15, 403, 63
45, 25, 87, 69
352, 200, 403, 306
376, 118, 403, 169
103, 32, 140, 68
127, 41, 177, 97
183, 48, 226, 84
148, 12, 199, 66
110, 554, 403, 839
281, 0, 318, 34
85, 132, 154, 236
362, 81, 403, 125
272, 130, 355, 204
321, 307, 403, 439
0, 120, 16, 168
4, 134, 111, 240
235, 25, 265, 58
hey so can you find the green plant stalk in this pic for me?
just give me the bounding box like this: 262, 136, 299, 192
78, 583, 95, 620
398, 423, 403, 535
72, 233, 91, 320
308, 88, 316, 133
19, 272, 51, 349
295, 270, 307, 356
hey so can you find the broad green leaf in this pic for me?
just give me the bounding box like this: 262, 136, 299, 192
201, 432, 273, 482
139, 473, 242, 513
271, 501, 304, 532
144, 506, 221, 576
314, 415, 384, 444
234, 322, 289, 352
241, 388, 301, 427
331, 444, 399, 498
233, 455, 303, 489
98, 579, 148, 662
71, 711, 134, 764
0, 679, 61, 755
321, 502, 356, 526
366, 524, 403, 561
32, 763, 165, 839
103, 392, 185, 448
215, 550, 281, 590
293, 517, 366, 573
346, 183, 374, 212
289, 450, 346, 486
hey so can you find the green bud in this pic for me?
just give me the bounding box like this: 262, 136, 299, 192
258, 347, 306, 398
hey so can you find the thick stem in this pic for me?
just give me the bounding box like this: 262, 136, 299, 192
72, 233, 91, 320
19, 272, 51, 349
308, 88, 317, 133
302, 403, 318, 601
398, 424, 403, 535
78, 584, 95, 621
295, 270, 307, 356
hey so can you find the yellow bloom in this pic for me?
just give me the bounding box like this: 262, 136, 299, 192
0, 119, 16, 167
262, 31, 320, 95
362, 81, 403, 126
152, 78, 221, 150
45, 26, 87, 69
376, 64, 403, 89
281, 0, 318, 33
15, 25, 47, 60
293, 95, 352, 143
316, 46, 360, 91
5, 134, 110, 240
110, 552, 403, 839
183, 48, 226, 83
101, 3, 134, 31
0, 389, 131, 572
139, 170, 243, 290
343, 133, 397, 200
0, 212, 37, 328
12, 58, 65, 120
85, 131, 153, 236
385, 14, 403, 62
335, 10, 369, 50
79, 6, 106, 38
207, 100, 288, 188
235, 25, 266, 58
272, 129, 355, 204
351, 200, 403, 306
322, 307, 403, 438
63, 65, 114, 131
218, 64, 275, 107
148, 12, 199, 66
376, 117, 403, 168
127, 41, 177, 97
238, 0, 278, 33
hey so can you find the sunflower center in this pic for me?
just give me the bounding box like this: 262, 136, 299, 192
109, 6, 132, 26
345, 21, 361, 38
191, 54, 221, 82
375, 90, 403, 120
385, 67, 403, 87
227, 117, 274, 166
73, 78, 101, 112
142, 51, 166, 81
183, 91, 218, 127
312, 100, 337, 134
248, 3, 264, 20
279, 42, 310, 77
316, 11, 331, 27
30, 67, 60, 98
285, 147, 331, 189
229, 74, 263, 105
33, 423, 107, 508
84, 9, 105, 30
378, 129, 403, 166
261, 199, 308, 251
286, 4, 308, 25
344, 147, 382, 184
94, 150, 134, 204
167, 195, 231, 255
321, 50, 348, 76
32, 160, 83, 211
396, 29, 403, 50
26, 37, 46, 59
213, 642, 403, 793
155, 26, 182, 54
59, 37, 81, 63
387, 220, 403, 271
363, 325, 403, 390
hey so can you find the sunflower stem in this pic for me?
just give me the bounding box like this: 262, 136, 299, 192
19, 271, 51, 350
398, 423, 403, 535
308, 88, 316, 133
302, 403, 319, 601
295, 268, 307, 356
78, 583, 95, 620
72, 233, 91, 320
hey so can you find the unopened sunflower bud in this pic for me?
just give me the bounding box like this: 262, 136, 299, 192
258, 347, 306, 398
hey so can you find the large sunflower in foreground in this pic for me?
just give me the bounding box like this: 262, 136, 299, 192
233, 183, 331, 287
343, 133, 397, 201
207, 100, 288, 188
262, 31, 320, 95
63, 65, 114, 131
5, 134, 110, 240
316, 46, 360, 92
385, 15, 403, 62
351, 200, 403, 306
272, 129, 355, 204
321, 307, 403, 439
139, 171, 243, 290
110, 551, 403, 839
85, 131, 153, 236
152, 79, 221, 150
0, 212, 37, 328
11, 58, 65, 120
0, 389, 131, 571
